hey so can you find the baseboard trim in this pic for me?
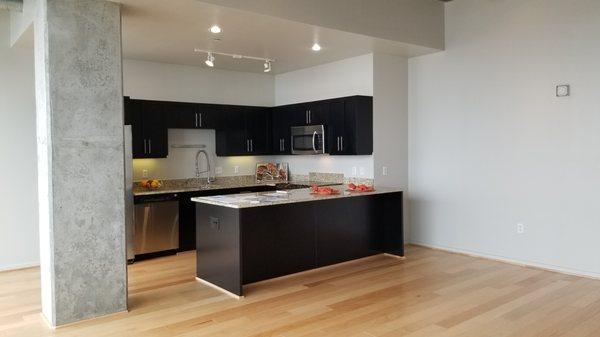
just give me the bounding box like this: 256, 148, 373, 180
410, 242, 600, 280
195, 277, 243, 299
0, 262, 40, 273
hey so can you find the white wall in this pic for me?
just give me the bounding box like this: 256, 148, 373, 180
409, 0, 600, 277
274, 54, 375, 178
0, 12, 39, 271
123, 59, 276, 180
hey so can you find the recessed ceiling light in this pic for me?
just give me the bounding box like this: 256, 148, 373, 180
311, 43, 322, 51
209, 25, 222, 34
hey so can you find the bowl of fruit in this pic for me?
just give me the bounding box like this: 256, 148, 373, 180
139, 179, 163, 190
346, 183, 375, 192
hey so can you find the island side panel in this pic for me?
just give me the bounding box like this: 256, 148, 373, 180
314, 196, 384, 267
378, 192, 404, 257
240, 202, 316, 284
196, 203, 243, 296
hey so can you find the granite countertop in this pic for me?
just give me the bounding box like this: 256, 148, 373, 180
191, 186, 402, 209
133, 176, 340, 196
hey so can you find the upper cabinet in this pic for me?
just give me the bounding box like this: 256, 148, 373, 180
124, 95, 372, 158
215, 106, 271, 156
165, 102, 218, 129
125, 98, 169, 159
328, 96, 373, 155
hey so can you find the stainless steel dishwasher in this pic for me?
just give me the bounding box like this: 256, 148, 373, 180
134, 193, 179, 257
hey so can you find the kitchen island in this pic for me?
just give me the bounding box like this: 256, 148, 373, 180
192, 187, 403, 297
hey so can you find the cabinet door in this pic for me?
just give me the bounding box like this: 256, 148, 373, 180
245, 107, 270, 155
197, 104, 218, 129
216, 105, 247, 156
165, 102, 196, 128
290, 103, 309, 126
127, 99, 146, 158
140, 100, 168, 158
271, 106, 292, 154
306, 101, 330, 125
328, 99, 346, 155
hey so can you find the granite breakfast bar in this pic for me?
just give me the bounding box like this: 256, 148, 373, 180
192, 187, 404, 297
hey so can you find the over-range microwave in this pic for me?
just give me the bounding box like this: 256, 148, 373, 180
291, 125, 326, 155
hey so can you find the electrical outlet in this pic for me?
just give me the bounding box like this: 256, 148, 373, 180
359, 167, 365, 176
215, 166, 223, 174
517, 223, 525, 234
382, 166, 388, 176
234, 166, 239, 174
142, 169, 149, 178
352, 167, 357, 176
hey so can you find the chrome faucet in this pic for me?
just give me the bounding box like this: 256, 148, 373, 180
195, 149, 214, 184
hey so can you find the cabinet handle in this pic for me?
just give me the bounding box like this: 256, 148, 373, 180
198, 112, 202, 127
250, 139, 253, 152
246, 139, 249, 152
340, 136, 343, 151
144, 139, 147, 154
282, 139, 285, 151
309, 110, 312, 124
279, 139, 282, 151
148, 139, 152, 154
306, 110, 309, 124
195, 112, 198, 127
336, 137, 340, 151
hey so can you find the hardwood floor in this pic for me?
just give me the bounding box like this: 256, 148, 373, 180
2, 245, 600, 336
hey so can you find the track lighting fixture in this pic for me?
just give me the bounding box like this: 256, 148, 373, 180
205, 52, 214, 67
209, 25, 222, 34
311, 43, 322, 51
194, 48, 275, 73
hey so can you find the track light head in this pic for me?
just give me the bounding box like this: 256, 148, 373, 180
263, 60, 271, 73
205, 52, 215, 67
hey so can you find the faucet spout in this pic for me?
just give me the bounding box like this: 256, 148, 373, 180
195, 149, 213, 183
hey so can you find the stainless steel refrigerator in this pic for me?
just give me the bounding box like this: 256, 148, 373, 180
124, 125, 135, 262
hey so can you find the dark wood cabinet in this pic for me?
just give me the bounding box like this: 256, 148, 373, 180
328, 96, 373, 155
166, 102, 218, 129
127, 99, 168, 159
271, 106, 294, 154
215, 106, 270, 156
125, 95, 371, 158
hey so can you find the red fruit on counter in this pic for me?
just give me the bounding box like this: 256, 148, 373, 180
347, 183, 357, 191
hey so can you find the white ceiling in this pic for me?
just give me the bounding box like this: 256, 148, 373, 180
118, 0, 439, 74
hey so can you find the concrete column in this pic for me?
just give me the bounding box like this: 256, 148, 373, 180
33, 0, 126, 326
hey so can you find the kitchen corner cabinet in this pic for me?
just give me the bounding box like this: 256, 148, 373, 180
328, 96, 373, 155
128, 99, 169, 159
215, 106, 270, 156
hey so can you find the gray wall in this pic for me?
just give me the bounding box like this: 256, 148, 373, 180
409, 0, 600, 277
